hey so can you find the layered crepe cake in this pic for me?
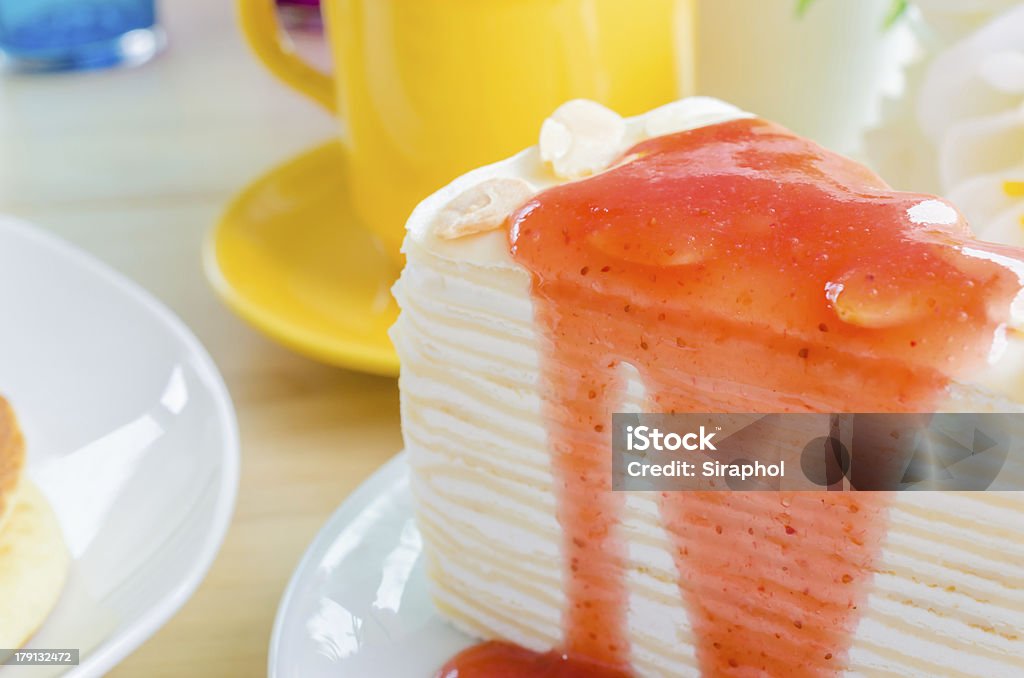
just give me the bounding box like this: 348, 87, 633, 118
390, 98, 1024, 676
0, 396, 69, 649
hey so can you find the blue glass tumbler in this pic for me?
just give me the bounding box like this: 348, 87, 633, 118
0, 0, 163, 73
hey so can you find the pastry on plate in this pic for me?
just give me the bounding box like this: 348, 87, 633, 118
391, 98, 1024, 676
0, 397, 69, 650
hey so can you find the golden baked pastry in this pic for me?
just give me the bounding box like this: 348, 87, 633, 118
0, 397, 69, 649
0, 397, 26, 535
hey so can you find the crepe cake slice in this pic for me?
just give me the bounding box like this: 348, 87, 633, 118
391, 98, 1024, 676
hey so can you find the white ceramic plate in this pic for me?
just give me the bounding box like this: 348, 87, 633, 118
270, 453, 474, 678
0, 218, 239, 677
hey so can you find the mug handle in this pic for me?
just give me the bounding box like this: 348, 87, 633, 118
237, 0, 336, 113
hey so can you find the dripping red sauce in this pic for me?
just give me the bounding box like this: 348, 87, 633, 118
438, 118, 1023, 676
434, 641, 629, 678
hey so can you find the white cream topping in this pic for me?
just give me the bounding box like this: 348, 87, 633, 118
433, 177, 537, 240
538, 99, 627, 180
642, 97, 753, 138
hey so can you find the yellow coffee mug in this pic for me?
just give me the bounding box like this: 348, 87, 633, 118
239, 0, 693, 258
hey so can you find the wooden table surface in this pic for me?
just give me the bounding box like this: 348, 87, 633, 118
0, 2, 402, 675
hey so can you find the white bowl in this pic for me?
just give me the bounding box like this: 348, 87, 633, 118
0, 218, 239, 677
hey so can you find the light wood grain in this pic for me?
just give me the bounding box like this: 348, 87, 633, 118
0, 1, 400, 675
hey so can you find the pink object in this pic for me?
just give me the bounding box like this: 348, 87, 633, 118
276, 0, 320, 30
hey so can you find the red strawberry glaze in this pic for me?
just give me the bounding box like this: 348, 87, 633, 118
434, 642, 629, 678
438, 118, 1024, 676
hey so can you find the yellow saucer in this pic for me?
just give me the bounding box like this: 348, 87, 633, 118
204, 141, 400, 376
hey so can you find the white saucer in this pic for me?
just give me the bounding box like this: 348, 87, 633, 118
269, 453, 474, 678
0, 218, 239, 677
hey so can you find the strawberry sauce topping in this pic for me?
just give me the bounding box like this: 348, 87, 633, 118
440, 118, 1023, 676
